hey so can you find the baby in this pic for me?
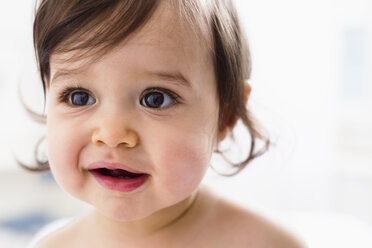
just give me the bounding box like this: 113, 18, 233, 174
28, 0, 305, 247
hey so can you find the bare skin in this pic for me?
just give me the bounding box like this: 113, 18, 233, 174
36, 186, 305, 248
36, 2, 305, 247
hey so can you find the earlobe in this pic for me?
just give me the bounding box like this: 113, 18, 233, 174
244, 81, 251, 104
217, 82, 251, 143
217, 127, 228, 142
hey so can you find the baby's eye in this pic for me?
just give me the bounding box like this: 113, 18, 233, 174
59, 87, 96, 106
140, 88, 179, 109
70, 91, 96, 106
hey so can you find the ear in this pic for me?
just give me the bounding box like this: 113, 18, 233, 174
244, 82, 252, 104
217, 81, 251, 142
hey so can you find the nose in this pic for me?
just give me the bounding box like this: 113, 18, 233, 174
91, 118, 139, 148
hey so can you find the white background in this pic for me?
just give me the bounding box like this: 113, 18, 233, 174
0, 0, 372, 247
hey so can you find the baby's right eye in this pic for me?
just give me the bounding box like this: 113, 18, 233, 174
59, 87, 96, 106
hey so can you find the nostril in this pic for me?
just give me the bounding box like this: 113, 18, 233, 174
92, 138, 104, 146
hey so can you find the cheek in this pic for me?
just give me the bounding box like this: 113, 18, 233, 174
151, 129, 214, 198
46, 115, 87, 195
149, 106, 219, 196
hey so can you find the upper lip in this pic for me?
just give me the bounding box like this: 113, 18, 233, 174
87, 161, 145, 174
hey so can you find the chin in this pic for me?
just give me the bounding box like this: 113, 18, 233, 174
97, 202, 161, 223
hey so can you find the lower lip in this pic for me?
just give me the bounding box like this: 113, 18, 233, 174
90, 171, 149, 192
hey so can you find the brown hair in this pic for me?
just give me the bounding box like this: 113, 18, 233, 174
27, 0, 269, 175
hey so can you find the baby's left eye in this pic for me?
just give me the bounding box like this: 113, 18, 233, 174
140, 88, 178, 109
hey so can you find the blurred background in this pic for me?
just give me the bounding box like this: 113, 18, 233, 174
0, 0, 371, 247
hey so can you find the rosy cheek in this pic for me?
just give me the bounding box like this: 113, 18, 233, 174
154, 135, 211, 195
47, 121, 86, 196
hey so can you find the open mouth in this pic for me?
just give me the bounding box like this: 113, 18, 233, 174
91, 168, 146, 179
89, 168, 149, 192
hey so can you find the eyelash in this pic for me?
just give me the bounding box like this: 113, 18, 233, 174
57, 86, 180, 110
140, 88, 180, 110
57, 86, 87, 104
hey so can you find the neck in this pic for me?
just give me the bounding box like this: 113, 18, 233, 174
87, 188, 200, 240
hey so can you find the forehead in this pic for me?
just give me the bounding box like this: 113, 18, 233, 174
50, 2, 213, 78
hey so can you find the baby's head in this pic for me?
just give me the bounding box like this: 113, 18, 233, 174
33, 0, 268, 173
31, 0, 269, 220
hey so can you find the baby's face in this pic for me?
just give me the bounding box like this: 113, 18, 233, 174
47, 4, 221, 221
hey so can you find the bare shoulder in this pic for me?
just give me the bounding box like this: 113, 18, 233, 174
199, 188, 306, 248
34, 218, 81, 248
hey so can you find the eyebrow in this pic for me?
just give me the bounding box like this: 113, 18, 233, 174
51, 69, 81, 83
51, 69, 192, 88
146, 70, 191, 88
